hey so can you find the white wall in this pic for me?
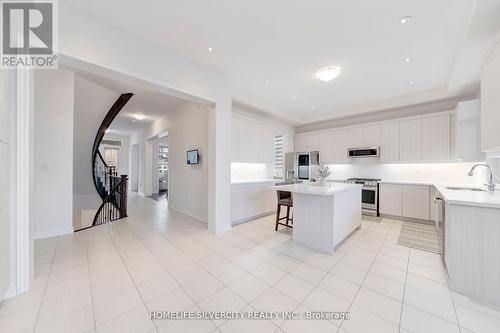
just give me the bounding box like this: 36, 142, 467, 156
32, 69, 75, 239
0, 69, 16, 300
73, 75, 120, 222
102, 133, 130, 176
130, 103, 209, 222
326, 161, 485, 184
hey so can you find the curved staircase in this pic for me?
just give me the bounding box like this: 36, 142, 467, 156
88, 93, 134, 228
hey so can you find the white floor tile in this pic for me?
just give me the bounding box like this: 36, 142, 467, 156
404, 286, 457, 323
273, 273, 314, 302
362, 273, 404, 301
96, 305, 155, 333
340, 304, 398, 333
353, 287, 402, 325
317, 273, 360, 303
93, 288, 143, 326
184, 273, 224, 303
400, 304, 460, 333
35, 305, 94, 333
229, 273, 269, 303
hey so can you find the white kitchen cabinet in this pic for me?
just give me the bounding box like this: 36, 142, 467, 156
232, 115, 274, 164
319, 131, 333, 164
429, 186, 437, 223
0, 143, 8, 210
307, 132, 320, 151
399, 118, 422, 161
380, 122, 399, 163
402, 185, 430, 220
363, 124, 380, 146
295, 134, 308, 152
348, 127, 364, 148
331, 128, 349, 164
481, 36, 500, 152
231, 182, 276, 224
455, 100, 485, 162
421, 114, 451, 161
379, 184, 403, 216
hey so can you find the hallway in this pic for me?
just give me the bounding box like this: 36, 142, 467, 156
1, 194, 499, 333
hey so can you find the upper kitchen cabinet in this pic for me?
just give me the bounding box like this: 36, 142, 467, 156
421, 114, 451, 161
363, 124, 380, 147
399, 118, 422, 161
481, 37, 500, 152
454, 100, 485, 162
348, 126, 364, 148
307, 132, 320, 151
295, 133, 307, 152
319, 131, 333, 164
380, 122, 399, 163
232, 115, 274, 164
295, 132, 319, 152
319, 129, 349, 164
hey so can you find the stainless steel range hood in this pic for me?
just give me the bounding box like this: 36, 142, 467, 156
347, 146, 380, 158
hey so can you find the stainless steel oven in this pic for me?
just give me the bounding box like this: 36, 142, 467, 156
345, 178, 380, 216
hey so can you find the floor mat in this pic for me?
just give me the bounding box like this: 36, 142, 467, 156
398, 221, 441, 254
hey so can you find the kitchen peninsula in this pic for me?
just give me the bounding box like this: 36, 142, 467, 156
274, 182, 362, 254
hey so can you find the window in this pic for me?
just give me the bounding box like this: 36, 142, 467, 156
158, 145, 168, 177
273, 135, 284, 179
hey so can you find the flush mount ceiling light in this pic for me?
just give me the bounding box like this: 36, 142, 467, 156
134, 114, 146, 120
400, 16, 411, 24
315, 66, 342, 82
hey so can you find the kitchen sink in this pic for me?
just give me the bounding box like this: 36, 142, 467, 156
446, 186, 486, 192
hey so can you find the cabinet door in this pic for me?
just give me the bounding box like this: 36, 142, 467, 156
348, 127, 364, 148
231, 186, 246, 222
295, 134, 307, 152
380, 122, 399, 163
331, 129, 349, 164
363, 124, 380, 146
318, 131, 333, 164
402, 185, 430, 220
231, 116, 240, 162
429, 186, 437, 223
399, 119, 422, 161
481, 39, 500, 152
307, 133, 320, 151
421, 114, 451, 161
379, 184, 403, 216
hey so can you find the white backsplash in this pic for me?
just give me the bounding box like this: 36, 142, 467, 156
231, 163, 272, 181
327, 160, 486, 184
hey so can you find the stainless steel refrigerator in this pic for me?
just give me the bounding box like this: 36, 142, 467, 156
284, 151, 320, 181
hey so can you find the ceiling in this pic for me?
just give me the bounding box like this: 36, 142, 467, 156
75, 70, 186, 136
64, 0, 500, 124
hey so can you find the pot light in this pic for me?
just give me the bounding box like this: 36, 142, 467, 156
265, 80, 271, 85
133, 114, 146, 120
409, 80, 415, 85
400, 16, 411, 24
311, 106, 315, 110
404, 57, 412, 62
315, 66, 342, 82
207, 47, 213, 52
292, 95, 296, 100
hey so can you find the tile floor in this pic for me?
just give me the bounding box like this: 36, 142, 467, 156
1, 193, 500, 333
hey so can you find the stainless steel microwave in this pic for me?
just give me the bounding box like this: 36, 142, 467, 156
347, 146, 380, 158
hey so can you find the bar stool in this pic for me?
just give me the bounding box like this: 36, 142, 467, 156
275, 190, 293, 231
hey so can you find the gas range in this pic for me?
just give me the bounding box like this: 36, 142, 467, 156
345, 178, 381, 216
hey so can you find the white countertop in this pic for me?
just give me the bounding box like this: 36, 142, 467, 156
274, 182, 361, 196
231, 179, 277, 185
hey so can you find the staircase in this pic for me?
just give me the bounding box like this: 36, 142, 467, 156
87, 93, 133, 229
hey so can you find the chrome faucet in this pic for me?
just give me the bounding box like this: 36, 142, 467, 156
468, 163, 496, 192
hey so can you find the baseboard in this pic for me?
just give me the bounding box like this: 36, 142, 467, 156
33, 226, 74, 240
1, 284, 17, 301
232, 211, 275, 226
168, 205, 208, 224
380, 214, 433, 225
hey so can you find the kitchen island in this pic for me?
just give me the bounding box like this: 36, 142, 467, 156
274, 182, 362, 254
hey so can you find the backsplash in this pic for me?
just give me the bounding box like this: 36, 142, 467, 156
326, 161, 487, 184
231, 163, 272, 181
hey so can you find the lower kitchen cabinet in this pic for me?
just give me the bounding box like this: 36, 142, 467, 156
380, 183, 430, 221
231, 182, 277, 224
402, 185, 430, 220
379, 184, 403, 216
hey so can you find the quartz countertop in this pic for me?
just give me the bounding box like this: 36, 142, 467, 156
274, 182, 361, 196
231, 179, 277, 185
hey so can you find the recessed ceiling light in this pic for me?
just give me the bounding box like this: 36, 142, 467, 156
409, 80, 415, 85
311, 106, 315, 110
400, 16, 411, 24
134, 114, 146, 120
404, 57, 412, 62
132, 119, 136, 122
207, 47, 213, 52
315, 66, 342, 82
292, 95, 296, 100
265, 80, 271, 85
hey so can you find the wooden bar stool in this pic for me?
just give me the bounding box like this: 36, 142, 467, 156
275, 190, 293, 231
